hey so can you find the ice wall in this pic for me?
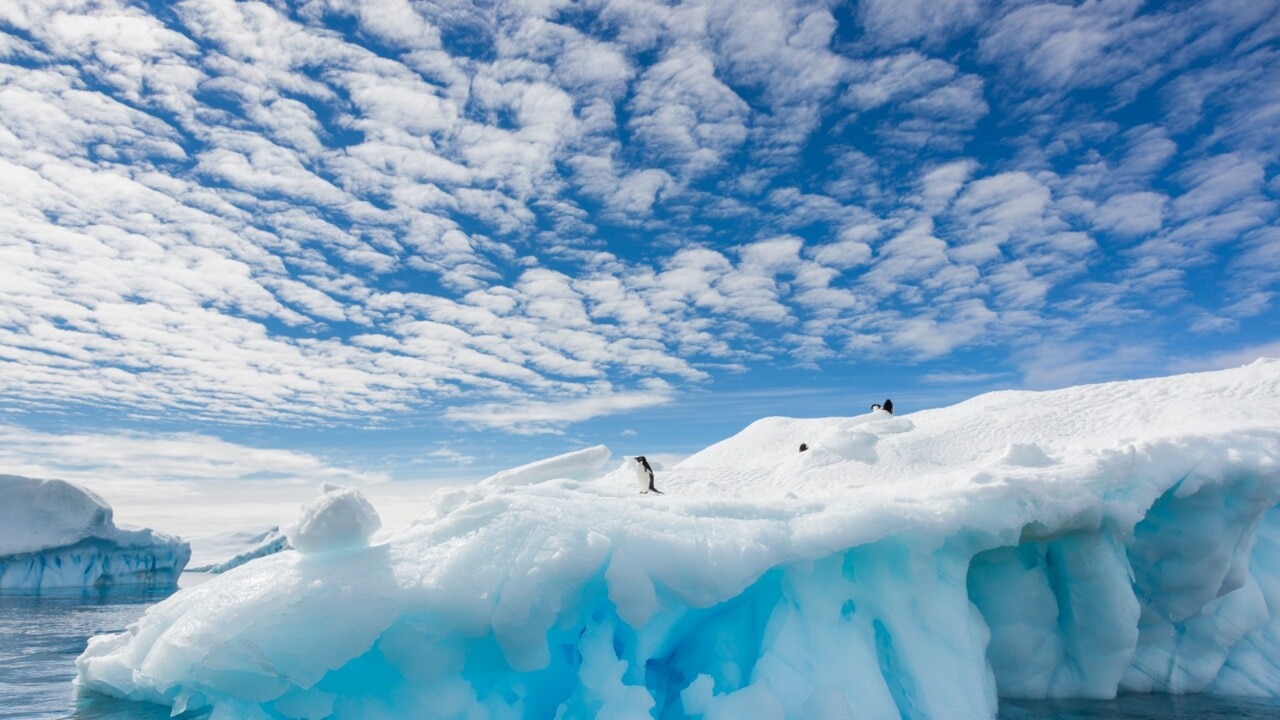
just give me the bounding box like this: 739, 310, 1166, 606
0, 475, 189, 592
76, 361, 1280, 718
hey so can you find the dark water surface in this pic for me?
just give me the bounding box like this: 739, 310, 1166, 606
4, 585, 1280, 719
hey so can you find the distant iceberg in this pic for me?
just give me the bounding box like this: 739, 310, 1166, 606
77, 361, 1280, 718
0, 475, 189, 592
186, 525, 290, 574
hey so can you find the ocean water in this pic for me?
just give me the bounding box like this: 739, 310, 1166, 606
5, 585, 1280, 719
0, 589, 201, 719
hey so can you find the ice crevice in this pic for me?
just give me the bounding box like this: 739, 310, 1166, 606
73, 361, 1280, 718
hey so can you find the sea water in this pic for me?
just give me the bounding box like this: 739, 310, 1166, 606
0, 574, 216, 720
4, 585, 1280, 719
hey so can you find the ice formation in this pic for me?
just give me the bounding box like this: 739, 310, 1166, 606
186, 526, 290, 574
0, 475, 189, 592
76, 361, 1280, 718
481, 444, 612, 486
285, 483, 382, 554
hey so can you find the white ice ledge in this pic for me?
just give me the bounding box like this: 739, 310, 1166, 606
76, 360, 1280, 718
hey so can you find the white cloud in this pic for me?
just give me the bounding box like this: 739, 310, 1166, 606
628, 43, 749, 178
1091, 191, 1166, 237
921, 369, 1008, 384
0, 423, 389, 535
427, 446, 477, 465
1171, 153, 1266, 221
0, 0, 1274, 441
858, 0, 986, 47
950, 171, 1055, 263
445, 385, 674, 434
1190, 341, 1280, 371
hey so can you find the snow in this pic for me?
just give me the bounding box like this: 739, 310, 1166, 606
186, 525, 290, 574
76, 360, 1280, 718
286, 483, 382, 555
480, 444, 612, 486
0, 475, 189, 592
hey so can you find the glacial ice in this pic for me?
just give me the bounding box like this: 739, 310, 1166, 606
76, 361, 1280, 718
0, 475, 189, 592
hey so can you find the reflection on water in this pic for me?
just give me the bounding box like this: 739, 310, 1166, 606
1000, 692, 1280, 719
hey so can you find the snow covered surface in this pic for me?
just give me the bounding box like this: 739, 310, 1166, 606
76, 361, 1280, 719
186, 526, 290, 574
0, 475, 189, 592
481, 444, 612, 486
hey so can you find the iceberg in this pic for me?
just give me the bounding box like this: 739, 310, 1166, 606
186, 526, 290, 574
0, 475, 190, 592
76, 361, 1280, 718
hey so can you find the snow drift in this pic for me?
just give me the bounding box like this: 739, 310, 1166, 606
76, 361, 1280, 718
0, 475, 189, 592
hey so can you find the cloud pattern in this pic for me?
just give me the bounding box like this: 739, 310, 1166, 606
1, 0, 1278, 436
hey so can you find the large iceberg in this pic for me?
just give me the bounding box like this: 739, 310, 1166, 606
76, 361, 1280, 718
0, 475, 189, 592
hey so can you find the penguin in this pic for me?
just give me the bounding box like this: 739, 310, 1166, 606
634, 456, 662, 494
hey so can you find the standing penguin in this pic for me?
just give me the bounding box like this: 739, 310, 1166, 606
635, 456, 662, 494
883, 399, 894, 414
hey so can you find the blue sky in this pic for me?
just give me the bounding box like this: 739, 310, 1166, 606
1, 0, 1279, 493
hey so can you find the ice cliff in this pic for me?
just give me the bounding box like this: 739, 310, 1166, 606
76, 361, 1280, 718
0, 475, 189, 592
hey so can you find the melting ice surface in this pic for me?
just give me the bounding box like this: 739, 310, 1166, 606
0, 475, 189, 592
76, 361, 1280, 719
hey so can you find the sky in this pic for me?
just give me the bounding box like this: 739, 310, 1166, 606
1, 0, 1279, 535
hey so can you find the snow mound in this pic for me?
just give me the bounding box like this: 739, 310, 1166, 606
1001, 442, 1056, 467
0, 475, 189, 592
481, 444, 612, 486
186, 526, 290, 574
76, 361, 1280, 719
286, 483, 381, 555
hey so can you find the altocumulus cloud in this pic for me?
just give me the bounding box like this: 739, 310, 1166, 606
0, 0, 1277, 440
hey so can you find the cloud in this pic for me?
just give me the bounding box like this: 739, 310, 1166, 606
427, 446, 477, 465
858, 0, 986, 47
842, 53, 988, 150
921, 370, 1009, 384
445, 385, 675, 434
628, 43, 749, 178
1188, 341, 1280, 371
0, 0, 1276, 444
1091, 191, 1166, 237
1015, 339, 1161, 391
1171, 153, 1266, 221
0, 423, 384, 485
